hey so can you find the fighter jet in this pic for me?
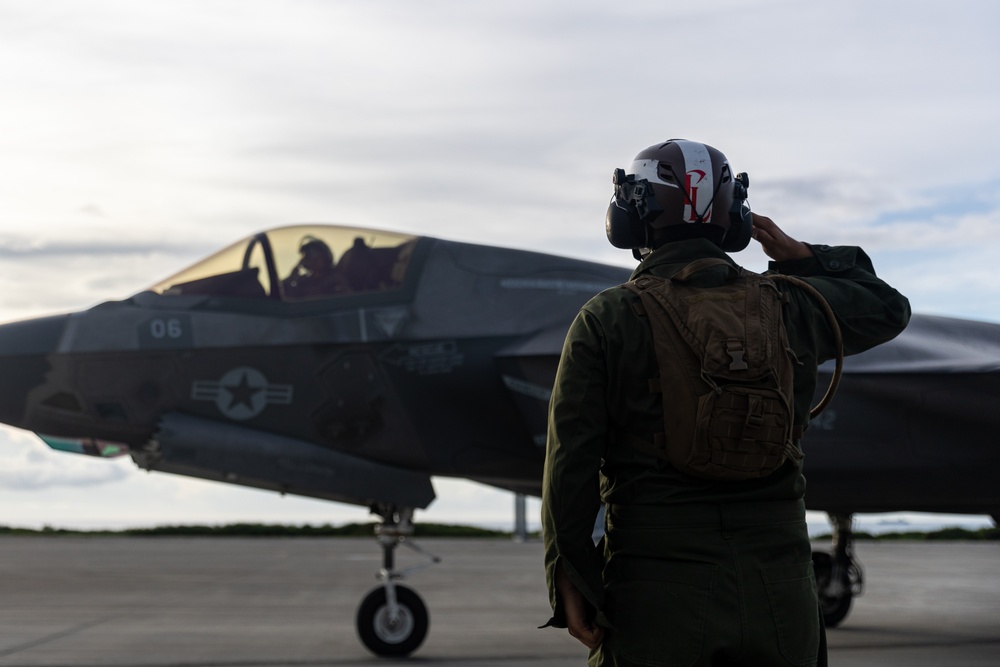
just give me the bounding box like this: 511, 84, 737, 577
0, 224, 627, 655
0, 223, 997, 655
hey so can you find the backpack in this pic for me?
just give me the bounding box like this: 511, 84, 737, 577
620, 257, 803, 481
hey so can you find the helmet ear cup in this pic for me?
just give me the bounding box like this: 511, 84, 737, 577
721, 172, 752, 252
606, 196, 647, 249
606, 168, 653, 249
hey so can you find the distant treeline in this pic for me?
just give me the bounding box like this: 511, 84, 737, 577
812, 526, 999, 541
0, 522, 516, 538
0, 523, 996, 540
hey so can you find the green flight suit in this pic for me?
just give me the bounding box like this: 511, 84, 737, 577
542, 238, 911, 666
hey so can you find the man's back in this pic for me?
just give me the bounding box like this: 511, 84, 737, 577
542, 139, 910, 667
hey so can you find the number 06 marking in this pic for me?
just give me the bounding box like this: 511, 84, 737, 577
150, 318, 184, 339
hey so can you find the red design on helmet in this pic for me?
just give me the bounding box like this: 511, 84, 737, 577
630, 139, 735, 230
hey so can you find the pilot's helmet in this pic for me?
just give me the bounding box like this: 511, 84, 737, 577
606, 139, 751, 253
299, 236, 334, 267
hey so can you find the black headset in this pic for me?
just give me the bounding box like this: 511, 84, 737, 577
605, 169, 752, 254
723, 172, 753, 252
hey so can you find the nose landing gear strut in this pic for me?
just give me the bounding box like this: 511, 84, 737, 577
356, 505, 440, 657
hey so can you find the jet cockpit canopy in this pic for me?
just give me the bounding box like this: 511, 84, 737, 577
147, 225, 418, 301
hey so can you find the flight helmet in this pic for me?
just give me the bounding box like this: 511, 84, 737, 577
606, 139, 752, 256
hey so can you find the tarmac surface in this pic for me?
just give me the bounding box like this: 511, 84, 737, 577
0, 536, 996, 666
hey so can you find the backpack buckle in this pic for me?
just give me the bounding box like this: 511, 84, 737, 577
726, 339, 749, 371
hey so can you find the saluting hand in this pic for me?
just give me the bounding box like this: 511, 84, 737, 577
751, 213, 813, 262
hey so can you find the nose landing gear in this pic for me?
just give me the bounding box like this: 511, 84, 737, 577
356, 505, 440, 657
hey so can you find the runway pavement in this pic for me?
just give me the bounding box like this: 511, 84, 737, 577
0, 536, 996, 666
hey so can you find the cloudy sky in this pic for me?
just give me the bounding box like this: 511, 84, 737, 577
0, 0, 997, 531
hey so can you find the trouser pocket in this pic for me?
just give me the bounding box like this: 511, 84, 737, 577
761, 561, 821, 666
604, 559, 718, 667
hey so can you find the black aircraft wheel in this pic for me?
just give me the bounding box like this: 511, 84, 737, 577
356, 584, 429, 657
812, 551, 852, 628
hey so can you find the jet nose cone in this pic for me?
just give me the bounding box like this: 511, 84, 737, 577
0, 314, 69, 355
0, 314, 69, 428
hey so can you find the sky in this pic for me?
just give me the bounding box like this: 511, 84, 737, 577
0, 0, 997, 532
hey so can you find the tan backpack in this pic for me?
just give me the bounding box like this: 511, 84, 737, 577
621, 257, 835, 481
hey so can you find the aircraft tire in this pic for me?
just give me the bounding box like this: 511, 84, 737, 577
356, 584, 429, 657
811, 551, 853, 628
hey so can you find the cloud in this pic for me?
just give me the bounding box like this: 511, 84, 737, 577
0, 429, 130, 491
0, 1, 997, 529
0, 238, 207, 260
0, 236, 219, 320
78, 203, 107, 218
750, 172, 1000, 250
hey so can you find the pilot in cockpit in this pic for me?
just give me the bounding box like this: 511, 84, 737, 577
281, 236, 350, 299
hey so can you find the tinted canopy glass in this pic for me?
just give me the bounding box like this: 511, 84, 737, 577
148, 225, 418, 301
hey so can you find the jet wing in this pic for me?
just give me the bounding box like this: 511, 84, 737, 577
828, 313, 1000, 374
805, 313, 1000, 516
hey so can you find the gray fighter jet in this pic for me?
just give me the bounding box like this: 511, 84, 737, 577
0, 224, 997, 655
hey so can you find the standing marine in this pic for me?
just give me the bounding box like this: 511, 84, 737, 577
541, 139, 911, 666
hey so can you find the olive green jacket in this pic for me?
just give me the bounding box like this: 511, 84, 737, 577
541, 238, 911, 628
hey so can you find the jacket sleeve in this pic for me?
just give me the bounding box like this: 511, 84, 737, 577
541, 305, 609, 629
769, 243, 911, 427
769, 244, 911, 363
